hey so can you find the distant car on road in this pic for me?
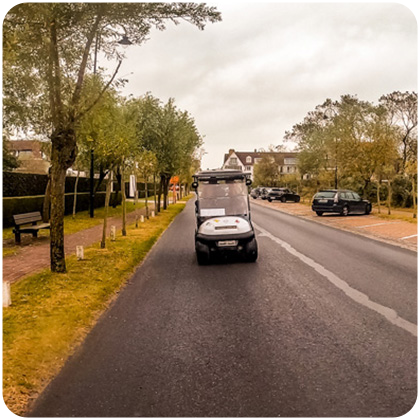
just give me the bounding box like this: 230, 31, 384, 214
266, 188, 301, 203
312, 189, 372, 216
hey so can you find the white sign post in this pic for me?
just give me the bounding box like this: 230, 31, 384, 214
3, 281, 11, 307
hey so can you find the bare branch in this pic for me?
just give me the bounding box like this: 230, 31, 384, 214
76, 60, 122, 120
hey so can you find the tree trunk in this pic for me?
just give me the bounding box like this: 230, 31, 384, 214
43, 169, 52, 222
49, 127, 77, 273
120, 167, 127, 236
145, 175, 149, 219
157, 176, 163, 213
153, 173, 157, 213
112, 168, 121, 208
387, 181, 392, 215
101, 172, 113, 248
163, 175, 169, 210
72, 170, 80, 219
376, 181, 381, 214
412, 176, 417, 219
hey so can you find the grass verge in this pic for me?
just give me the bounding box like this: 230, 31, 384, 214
2, 200, 156, 258
3, 202, 186, 416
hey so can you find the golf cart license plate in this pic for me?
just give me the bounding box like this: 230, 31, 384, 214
318, 199, 328, 203
218, 240, 238, 247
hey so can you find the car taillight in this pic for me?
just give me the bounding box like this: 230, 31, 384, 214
334, 194, 339, 203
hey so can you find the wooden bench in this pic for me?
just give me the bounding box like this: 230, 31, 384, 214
13, 212, 50, 245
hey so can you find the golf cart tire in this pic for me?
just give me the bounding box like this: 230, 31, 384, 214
245, 238, 258, 262
196, 242, 210, 265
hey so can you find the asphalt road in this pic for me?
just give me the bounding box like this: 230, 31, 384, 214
29, 200, 417, 417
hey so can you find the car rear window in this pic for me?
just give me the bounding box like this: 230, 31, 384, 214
314, 191, 336, 199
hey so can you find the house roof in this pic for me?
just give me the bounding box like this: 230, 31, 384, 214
8, 140, 44, 153
223, 150, 297, 166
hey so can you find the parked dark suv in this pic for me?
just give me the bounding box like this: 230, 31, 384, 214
266, 188, 300, 203
312, 189, 372, 216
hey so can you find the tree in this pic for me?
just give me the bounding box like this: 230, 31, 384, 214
2, 139, 19, 171
379, 91, 418, 172
4, 3, 221, 272
253, 154, 280, 187
135, 151, 158, 219
135, 95, 203, 211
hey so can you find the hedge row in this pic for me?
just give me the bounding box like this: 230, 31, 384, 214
2, 172, 108, 197
3, 171, 156, 198
3, 191, 122, 228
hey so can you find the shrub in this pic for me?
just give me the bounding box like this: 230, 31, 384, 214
2, 192, 122, 228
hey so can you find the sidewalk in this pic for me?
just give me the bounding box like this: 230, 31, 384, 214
3, 205, 155, 284
252, 199, 417, 251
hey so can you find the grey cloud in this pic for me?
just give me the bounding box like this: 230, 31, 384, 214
117, 2, 417, 169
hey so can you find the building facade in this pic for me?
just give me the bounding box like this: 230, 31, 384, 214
7, 140, 50, 174
222, 149, 298, 179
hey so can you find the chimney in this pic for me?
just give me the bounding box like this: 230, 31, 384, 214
254, 149, 257, 153
228, 149, 235, 155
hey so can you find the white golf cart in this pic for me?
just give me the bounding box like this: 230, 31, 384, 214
192, 170, 258, 265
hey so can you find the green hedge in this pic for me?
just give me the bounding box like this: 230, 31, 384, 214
2, 172, 108, 197
2, 192, 122, 228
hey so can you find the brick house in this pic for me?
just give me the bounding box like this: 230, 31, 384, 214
7, 140, 50, 174
222, 149, 298, 179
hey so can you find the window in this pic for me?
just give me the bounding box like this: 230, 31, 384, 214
245, 166, 251, 171
284, 157, 297, 165
230, 157, 237, 165
246, 156, 252, 163
352, 192, 361, 200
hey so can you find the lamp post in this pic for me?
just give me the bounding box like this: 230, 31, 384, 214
89, 33, 132, 218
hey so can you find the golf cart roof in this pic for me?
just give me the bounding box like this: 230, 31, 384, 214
194, 170, 250, 181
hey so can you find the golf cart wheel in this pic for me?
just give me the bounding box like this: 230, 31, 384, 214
365, 204, 372, 215
295, 197, 300, 203
196, 242, 210, 265
280, 196, 286, 203
245, 238, 258, 263
268, 197, 272, 202
316, 211, 323, 216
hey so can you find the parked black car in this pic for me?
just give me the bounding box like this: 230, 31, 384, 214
266, 188, 300, 203
312, 189, 372, 216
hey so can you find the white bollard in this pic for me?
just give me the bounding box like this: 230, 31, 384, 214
151, 210, 155, 218
140, 215, 145, 223
76, 245, 84, 260
3, 281, 11, 307
110, 225, 116, 241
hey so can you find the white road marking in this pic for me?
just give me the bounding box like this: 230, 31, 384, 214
253, 222, 417, 337
400, 234, 418, 240
356, 222, 399, 228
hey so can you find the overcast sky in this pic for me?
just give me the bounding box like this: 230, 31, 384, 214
114, 1, 418, 169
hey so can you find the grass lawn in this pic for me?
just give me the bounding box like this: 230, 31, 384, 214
3, 202, 186, 416
2, 200, 152, 258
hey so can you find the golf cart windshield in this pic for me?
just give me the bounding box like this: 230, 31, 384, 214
197, 180, 249, 217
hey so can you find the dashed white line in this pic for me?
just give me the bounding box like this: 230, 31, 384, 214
254, 222, 417, 337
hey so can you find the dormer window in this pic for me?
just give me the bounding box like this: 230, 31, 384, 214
246, 156, 252, 163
